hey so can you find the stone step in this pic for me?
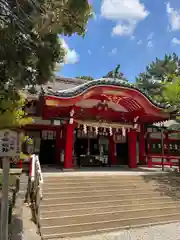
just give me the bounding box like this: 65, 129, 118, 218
41, 174, 180, 239
42, 184, 151, 193
43, 181, 157, 190
43, 173, 180, 182
43, 182, 156, 191
42, 213, 180, 239
40, 196, 175, 211
42, 182, 180, 194
43, 175, 145, 182
41, 191, 169, 205
40, 201, 179, 218
43, 187, 155, 199
41, 207, 180, 226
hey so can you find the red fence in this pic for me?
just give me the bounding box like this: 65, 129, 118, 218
147, 154, 180, 171
146, 130, 180, 171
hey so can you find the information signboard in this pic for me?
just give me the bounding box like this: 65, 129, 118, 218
0, 129, 21, 157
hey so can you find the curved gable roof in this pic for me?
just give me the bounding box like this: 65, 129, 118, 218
45, 78, 170, 110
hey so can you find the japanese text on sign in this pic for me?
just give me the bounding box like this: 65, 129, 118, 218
0, 130, 21, 157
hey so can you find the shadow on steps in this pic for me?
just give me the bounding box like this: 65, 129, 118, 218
142, 172, 180, 201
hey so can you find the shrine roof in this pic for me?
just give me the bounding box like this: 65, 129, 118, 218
22, 76, 88, 99
45, 78, 170, 110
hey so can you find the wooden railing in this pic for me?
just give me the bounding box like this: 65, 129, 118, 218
25, 154, 43, 238
147, 154, 180, 171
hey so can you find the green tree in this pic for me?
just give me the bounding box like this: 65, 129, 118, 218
0, 95, 32, 129
0, 0, 92, 89
136, 53, 180, 101
103, 64, 128, 81
0, 0, 92, 127
163, 77, 180, 108
76, 76, 94, 81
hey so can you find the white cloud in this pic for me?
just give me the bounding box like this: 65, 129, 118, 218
109, 48, 118, 55
147, 32, 154, 40
166, 2, 180, 31
88, 50, 92, 55
137, 40, 143, 45
172, 37, 180, 45
130, 35, 136, 40
61, 39, 79, 64
146, 32, 154, 48
112, 22, 136, 36
147, 40, 153, 48
101, 0, 149, 36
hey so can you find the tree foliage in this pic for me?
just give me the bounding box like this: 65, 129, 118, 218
0, 95, 32, 129
76, 76, 94, 81
136, 53, 180, 101
0, 0, 92, 127
0, 0, 92, 89
103, 64, 128, 81
163, 77, 180, 108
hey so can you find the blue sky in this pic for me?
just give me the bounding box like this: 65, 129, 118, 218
57, 0, 180, 82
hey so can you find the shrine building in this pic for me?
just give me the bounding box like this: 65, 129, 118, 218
23, 77, 173, 169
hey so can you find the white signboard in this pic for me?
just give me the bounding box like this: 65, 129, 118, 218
0, 129, 21, 157
149, 132, 165, 139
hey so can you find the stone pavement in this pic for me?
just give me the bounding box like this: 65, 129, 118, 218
65, 222, 180, 240
10, 197, 41, 240
42, 165, 175, 177
22, 205, 41, 240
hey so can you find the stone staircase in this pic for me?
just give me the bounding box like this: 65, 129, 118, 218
40, 173, 180, 239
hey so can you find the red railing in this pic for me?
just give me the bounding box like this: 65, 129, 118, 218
147, 154, 180, 171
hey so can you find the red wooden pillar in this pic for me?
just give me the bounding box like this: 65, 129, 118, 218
64, 123, 74, 169
139, 124, 146, 165
128, 129, 137, 168
19, 159, 23, 169
56, 127, 61, 164
109, 136, 117, 165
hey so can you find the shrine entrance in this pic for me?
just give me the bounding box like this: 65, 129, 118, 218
116, 142, 129, 165
115, 134, 129, 165
39, 139, 56, 165
74, 128, 109, 167
39, 130, 56, 165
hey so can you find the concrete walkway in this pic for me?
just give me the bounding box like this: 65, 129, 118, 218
10, 198, 41, 240
65, 221, 180, 240
42, 165, 176, 177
